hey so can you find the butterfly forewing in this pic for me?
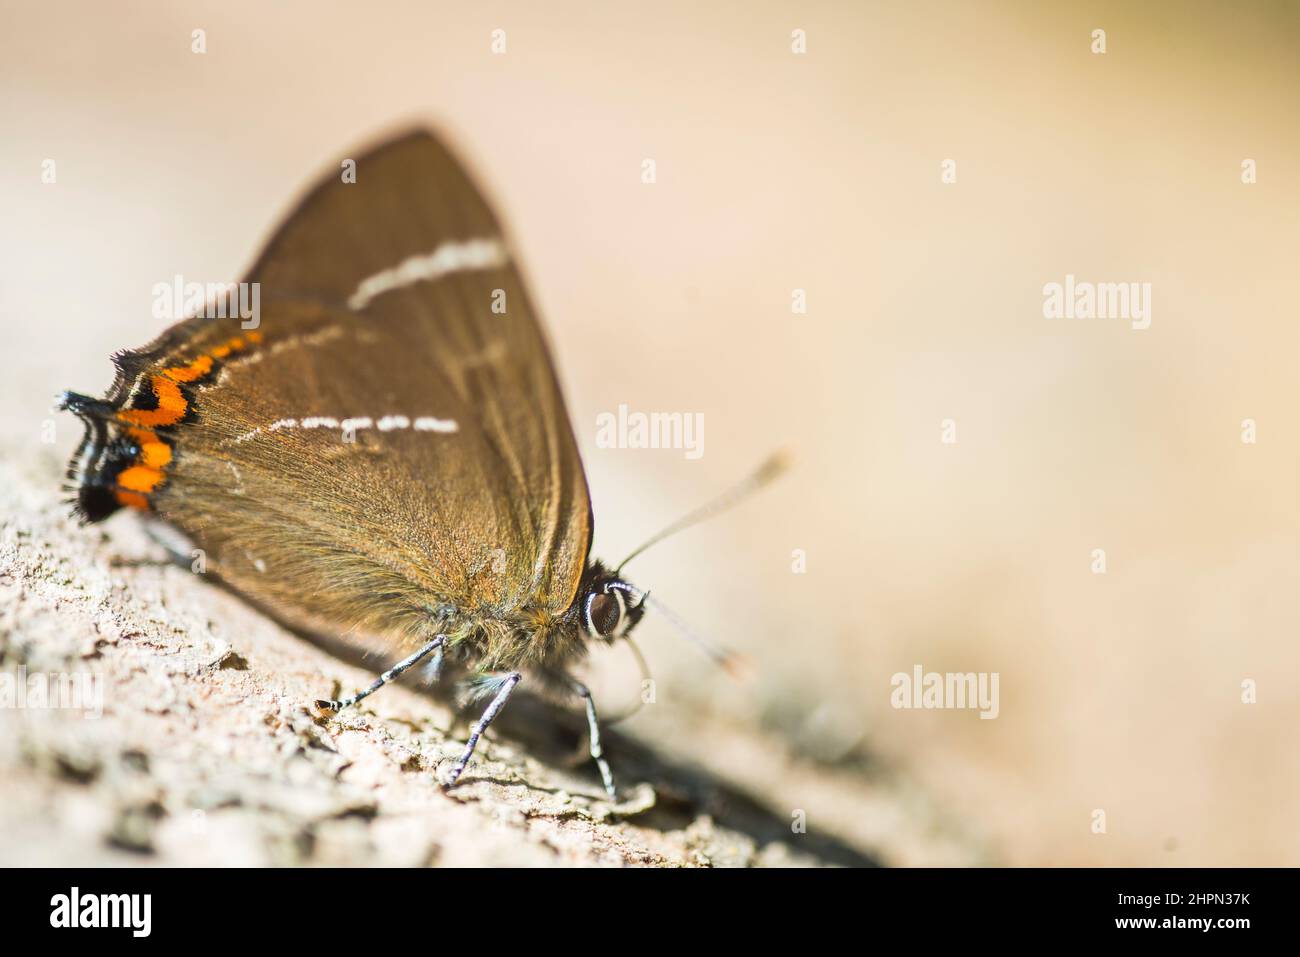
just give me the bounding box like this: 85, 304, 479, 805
98, 131, 592, 645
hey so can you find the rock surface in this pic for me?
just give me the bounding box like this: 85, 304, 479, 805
0, 442, 978, 867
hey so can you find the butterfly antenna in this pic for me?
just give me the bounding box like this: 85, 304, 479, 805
615, 450, 790, 574
644, 591, 752, 680
609, 582, 752, 681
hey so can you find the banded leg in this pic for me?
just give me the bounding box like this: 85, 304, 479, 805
443, 672, 521, 789
570, 680, 616, 798
316, 636, 445, 712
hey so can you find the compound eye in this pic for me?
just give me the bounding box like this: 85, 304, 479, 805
586, 591, 622, 637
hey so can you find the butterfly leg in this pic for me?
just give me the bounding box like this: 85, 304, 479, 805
316, 635, 445, 712
569, 679, 617, 799
443, 672, 521, 789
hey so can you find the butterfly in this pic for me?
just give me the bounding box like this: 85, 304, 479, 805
59, 129, 777, 797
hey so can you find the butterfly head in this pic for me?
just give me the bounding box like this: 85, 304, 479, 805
579, 562, 647, 645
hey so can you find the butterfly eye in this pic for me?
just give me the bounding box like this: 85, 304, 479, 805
586, 590, 622, 638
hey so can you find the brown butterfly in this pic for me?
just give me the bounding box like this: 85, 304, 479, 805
60, 130, 777, 796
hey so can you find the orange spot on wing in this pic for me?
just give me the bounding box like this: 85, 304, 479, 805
116, 465, 164, 494
140, 439, 172, 469
114, 490, 151, 510
163, 354, 213, 382
108, 331, 265, 508
123, 428, 172, 468
117, 375, 188, 427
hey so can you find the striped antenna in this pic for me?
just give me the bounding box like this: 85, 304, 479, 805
616, 450, 790, 574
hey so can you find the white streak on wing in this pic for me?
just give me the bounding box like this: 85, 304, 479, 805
414, 417, 458, 433
347, 238, 507, 311
238, 326, 345, 367
235, 417, 296, 443
234, 413, 459, 442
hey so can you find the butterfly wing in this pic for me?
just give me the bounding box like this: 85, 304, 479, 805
78, 131, 591, 646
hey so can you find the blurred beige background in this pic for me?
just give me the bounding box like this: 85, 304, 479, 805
2, 0, 1297, 865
